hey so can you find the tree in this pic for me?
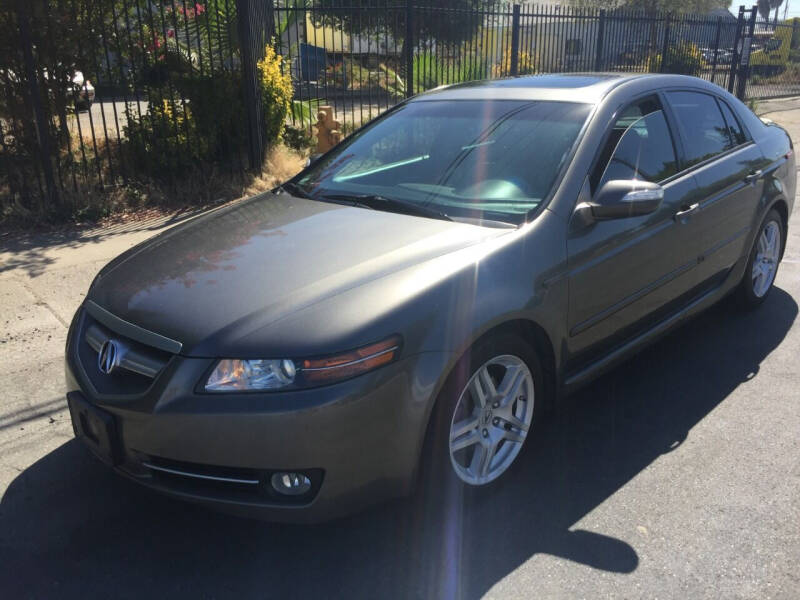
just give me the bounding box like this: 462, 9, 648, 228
758, 0, 785, 24
770, 0, 784, 25
311, 0, 501, 47
573, 0, 729, 12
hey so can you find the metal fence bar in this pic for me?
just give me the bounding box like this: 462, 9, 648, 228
510, 4, 520, 76
729, 6, 746, 93
595, 9, 606, 72
736, 5, 758, 99
16, 0, 58, 208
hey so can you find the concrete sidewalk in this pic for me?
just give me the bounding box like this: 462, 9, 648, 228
1, 102, 798, 599
758, 97, 800, 142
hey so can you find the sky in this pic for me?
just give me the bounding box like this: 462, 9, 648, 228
728, 1, 800, 19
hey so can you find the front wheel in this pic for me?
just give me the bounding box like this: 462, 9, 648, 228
420, 333, 544, 493
738, 208, 784, 308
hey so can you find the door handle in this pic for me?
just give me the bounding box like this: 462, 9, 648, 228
674, 203, 699, 221
744, 169, 763, 184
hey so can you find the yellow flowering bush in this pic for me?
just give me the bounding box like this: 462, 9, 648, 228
257, 45, 293, 149
492, 50, 536, 78
124, 94, 207, 178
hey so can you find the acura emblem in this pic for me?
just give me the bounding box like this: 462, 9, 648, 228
98, 339, 120, 375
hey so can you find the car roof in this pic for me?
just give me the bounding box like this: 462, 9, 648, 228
410, 73, 720, 104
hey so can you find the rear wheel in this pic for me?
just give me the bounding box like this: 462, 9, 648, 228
738, 208, 784, 308
420, 333, 544, 493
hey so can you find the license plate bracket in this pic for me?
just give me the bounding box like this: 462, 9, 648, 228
67, 392, 121, 466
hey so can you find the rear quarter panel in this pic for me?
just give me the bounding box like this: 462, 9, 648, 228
756, 122, 796, 228
727, 97, 796, 246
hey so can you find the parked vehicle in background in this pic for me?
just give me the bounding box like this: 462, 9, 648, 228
71, 71, 95, 108
701, 47, 733, 64
750, 26, 793, 76
715, 49, 734, 64
39, 68, 95, 108
64, 74, 795, 522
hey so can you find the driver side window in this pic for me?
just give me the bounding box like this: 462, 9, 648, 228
591, 97, 679, 193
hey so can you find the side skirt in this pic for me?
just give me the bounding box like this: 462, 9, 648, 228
560, 255, 747, 396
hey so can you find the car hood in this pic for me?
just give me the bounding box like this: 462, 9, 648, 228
88, 193, 510, 355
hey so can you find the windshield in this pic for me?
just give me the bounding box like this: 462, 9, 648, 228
294, 100, 592, 225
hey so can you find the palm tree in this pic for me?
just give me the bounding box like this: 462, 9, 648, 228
760, 0, 785, 25
769, 0, 784, 25
758, 0, 772, 20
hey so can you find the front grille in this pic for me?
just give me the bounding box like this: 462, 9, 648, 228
75, 305, 175, 396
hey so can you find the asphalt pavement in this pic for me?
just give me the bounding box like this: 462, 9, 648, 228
1, 103, 799, 599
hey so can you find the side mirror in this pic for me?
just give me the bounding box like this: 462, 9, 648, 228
579, 180, 663, 222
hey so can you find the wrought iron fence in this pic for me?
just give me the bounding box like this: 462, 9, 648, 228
743, 14, 800, 101
275, 1, 758, 136
1, 2, 798, 218
1, 0, 245, 216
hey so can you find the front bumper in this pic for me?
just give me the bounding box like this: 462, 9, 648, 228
65, 345, 450, 523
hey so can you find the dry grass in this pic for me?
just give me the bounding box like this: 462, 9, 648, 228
244, 144, 307, 197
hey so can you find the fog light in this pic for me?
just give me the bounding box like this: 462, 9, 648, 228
271, 472, 312, 496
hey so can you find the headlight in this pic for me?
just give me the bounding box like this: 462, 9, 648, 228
205, 358, 297, 391
204, 335, 401, 392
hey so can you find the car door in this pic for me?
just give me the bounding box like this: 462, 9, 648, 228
566, 95, 700, 363
663, 91, 770, 287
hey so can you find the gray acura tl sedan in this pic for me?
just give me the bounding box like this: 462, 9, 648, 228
65, 74, 795, 522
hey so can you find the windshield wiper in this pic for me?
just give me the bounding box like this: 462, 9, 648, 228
321, 193, 452, 222
277, 181, 312, 199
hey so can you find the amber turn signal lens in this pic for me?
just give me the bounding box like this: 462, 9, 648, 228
301, 335, 402, 384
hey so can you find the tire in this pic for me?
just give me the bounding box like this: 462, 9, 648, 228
738, 208, 785, 309
418, 332, 545, 499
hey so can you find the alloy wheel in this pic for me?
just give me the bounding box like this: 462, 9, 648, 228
752, 220, 781, 298
448, 355, 535, 485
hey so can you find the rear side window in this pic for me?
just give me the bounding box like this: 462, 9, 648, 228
666, 91, 732, 167
718, 100, 747, 146
592, 97, 678, 191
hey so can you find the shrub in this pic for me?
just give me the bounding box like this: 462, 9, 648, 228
117, 44, 293, 183
647, 42, 703, 76
325, 58, 405, 98
124, 96, 201, 179
374, 63, 405, 98
413, 51, 491, 94
788, 17, 800, 50
283, 125, 313, 152
257, 45, 293, 150
180, 72, 246, 162
291, 98, 325, 128
412, 52, 446, 92
123, 72, 245, 180
492, 50, 536, 78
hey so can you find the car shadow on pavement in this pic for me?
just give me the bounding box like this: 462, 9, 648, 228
0, 289, 796, 599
